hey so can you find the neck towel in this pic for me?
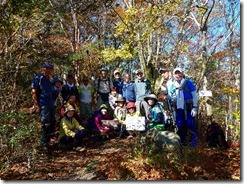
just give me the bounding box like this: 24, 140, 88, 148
174, 78, 185, 109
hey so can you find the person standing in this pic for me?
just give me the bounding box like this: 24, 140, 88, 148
134, 69, 151, 119
154, 67, 173, 96
112, 70, 123, 95
95, 67, 113, 109
51, 77, 63, 141
31, 62, 55, 149
52, 77, 63, 108
61, 74, 79, 105
168, 67, 198, 147
78, 76, 95, 120
122, 73, 136, 104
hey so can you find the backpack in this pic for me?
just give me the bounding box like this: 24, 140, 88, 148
31, 73, 44, 100
97, 77, 111, 91
158, 101, 176, 132
206, 122, 229, 148
97, 77, 111, 101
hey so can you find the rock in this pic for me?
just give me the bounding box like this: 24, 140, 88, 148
145, 129, 181, 151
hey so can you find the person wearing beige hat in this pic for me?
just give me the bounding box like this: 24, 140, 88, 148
168, 67, 198, 147
114, 96, 126, 124
59, 105, 86, 148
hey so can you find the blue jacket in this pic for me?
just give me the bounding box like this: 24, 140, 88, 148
31, 73, 53, 107
61, 83, 79, 104
113, 78, 123, 94
122, 82, 136, 102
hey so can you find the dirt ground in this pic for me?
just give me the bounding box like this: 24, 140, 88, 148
0, 134, 240, 180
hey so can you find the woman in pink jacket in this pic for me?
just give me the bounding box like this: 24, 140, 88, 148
94, 104, 112, 134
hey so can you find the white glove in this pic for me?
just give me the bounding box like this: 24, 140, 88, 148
191, 108, 197, 117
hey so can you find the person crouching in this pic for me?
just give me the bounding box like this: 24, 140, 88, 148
59, 105, 86, 149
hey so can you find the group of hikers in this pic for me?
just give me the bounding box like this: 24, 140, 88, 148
31, 61, 198, 150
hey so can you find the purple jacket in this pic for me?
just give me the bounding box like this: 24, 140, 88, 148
94, 113, 111, 132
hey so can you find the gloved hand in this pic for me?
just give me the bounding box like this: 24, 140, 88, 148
191, 108, 197, 117
75, 129, 86, 139
148, 114, 154, 121
74, 128, 80, 134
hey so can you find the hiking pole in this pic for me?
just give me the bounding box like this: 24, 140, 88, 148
165, 97, 178, 133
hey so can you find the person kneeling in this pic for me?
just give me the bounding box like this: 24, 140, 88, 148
59, 105, 86, 149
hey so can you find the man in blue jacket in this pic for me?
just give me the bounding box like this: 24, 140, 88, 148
31, 62, 56, 149
168, 67, 198, 147
122, 73, 136, 103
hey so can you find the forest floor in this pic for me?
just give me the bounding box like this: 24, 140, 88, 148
0, 133, 240, 181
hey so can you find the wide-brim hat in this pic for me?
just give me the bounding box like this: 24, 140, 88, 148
126, 102, 136, 109
64, 105, 76, 114
113, 70, 120, 76
100, 104, 108, 110
144, 94, 158, 102
115, 96, 125, 103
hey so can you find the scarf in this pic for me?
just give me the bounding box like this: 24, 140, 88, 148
67, 82, 74, 88
173, 78, 185, 109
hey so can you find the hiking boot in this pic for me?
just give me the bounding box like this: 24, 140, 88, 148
37, 144, 52, 153
73, 147, 86, 152
58, 143, 73, 150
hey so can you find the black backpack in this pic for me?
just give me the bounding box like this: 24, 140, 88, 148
206, 122, 229, 148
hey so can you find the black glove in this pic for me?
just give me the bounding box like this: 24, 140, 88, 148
75, 129, 86, 139
148, 114, 154, 121
74, 128, 80, 134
